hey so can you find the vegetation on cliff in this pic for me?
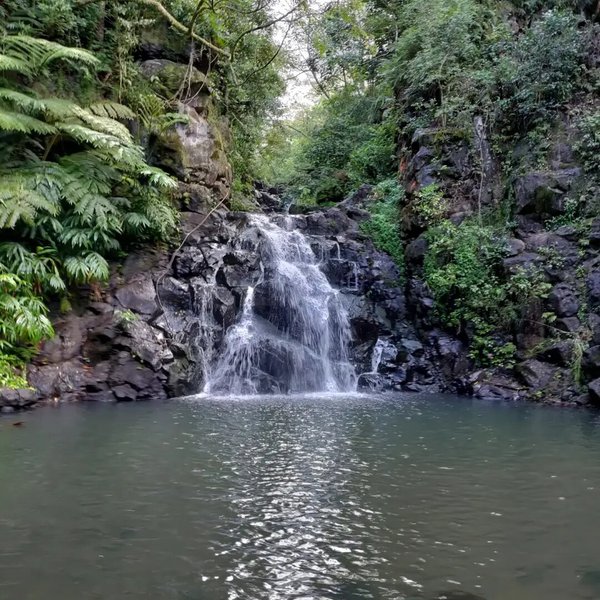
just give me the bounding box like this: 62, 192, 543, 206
0, 0, 287, 386
263, 0, 600, 400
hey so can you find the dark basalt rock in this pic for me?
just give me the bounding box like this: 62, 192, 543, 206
517, 359, 555, 390
515, 169, 581, 216
587, 270, 600, 308
548, 283, 580, 318
589, 378, 600, 404
115, 279, 158, 315
0, 388, 38, 411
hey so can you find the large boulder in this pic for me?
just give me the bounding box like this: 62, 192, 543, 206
515, 169, 581, 216
548, 284, 580, 318
115, 279, 158, 315
139, 59, 210, 99
517, 359, 555, 390
589, 378, 600, 404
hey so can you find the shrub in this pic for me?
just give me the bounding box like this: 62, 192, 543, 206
424, 219, 551, 367
496, 10, 586, 128
360, 179, 405, 273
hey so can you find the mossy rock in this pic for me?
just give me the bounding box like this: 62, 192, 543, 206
140, 59, 210, 97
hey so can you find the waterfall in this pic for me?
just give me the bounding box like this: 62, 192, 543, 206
204, 214, 357, 395
370, 339, 385, 374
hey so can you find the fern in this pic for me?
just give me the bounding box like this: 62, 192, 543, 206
0, 175, 60, 227
123, 212, 152, 230
0, 108, 56, 134
0, 53, 30, 74
140, 166, 178, 189
0, 242, 65, 292
88, 101, 136, 120
1, 35, 98, 71
0, 28, 179, 368
64, 252, 109, 283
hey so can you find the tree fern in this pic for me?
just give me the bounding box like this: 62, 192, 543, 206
88, 101, 136, 121
0, 242, 65, 292
0, 27, 179, 371
0, 174, 60, 227
0, 53, 30, 74
0, 108, 56, 134
1, 35, 98, 71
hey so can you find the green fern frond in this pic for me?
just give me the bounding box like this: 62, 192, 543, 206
0, 242, 65, 292
0, 108, 56, 134
88, 101, 135, 120
0, 175, 60, 227
0, 54, 31, 74
72, 193, 119, 224
2, 36, 98, 71
72, 107, 133, 144
0, 88, 45, 113
64, 252, 109, 283
40, 97, 81, 120
123, 212, 152, 230
140, 166, 178, 189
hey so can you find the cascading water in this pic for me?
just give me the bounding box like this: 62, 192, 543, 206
204, 214, 357, 395
370, 338, 386, 374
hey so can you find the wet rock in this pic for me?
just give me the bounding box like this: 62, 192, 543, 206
590, 314, 600, 345
502, 252, 543, 274
357, 373, 387, 391
587, 270, 600, 308
589, 217, 600, 245
0, 388, 38, 410
139, 59, 210, 98
548, 284, 579, 317
37, 317, 87, 364
515, 169, 581, 216
28, 360, 85, 400
153, 104, 231, 189
120, 320, 171, 371
475, 382, 520, 402
583, 345, 600, 375
115, 279, 158, 315
555, 316, 581, 333
405, 234, 429, 266
157, 276, 190, 311
589, 378, 600, 404
505, 238, 525, 256
113, 384, 139, 402
535, 341, 572, 366
85, 390, 117, 403
517, 359, 555, 390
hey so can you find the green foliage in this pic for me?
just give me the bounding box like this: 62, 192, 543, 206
424, 219, 551, 367
575, 112, 600, 173
0, 354, 29, 389
495, 10, 586, 129
269, 89, 396, 203
360, 179, 404, 273
413, 184, 446, 226
383, 0, 502, 130
0, 13, 178, 378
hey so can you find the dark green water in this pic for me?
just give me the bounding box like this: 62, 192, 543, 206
1, 394, 600, 600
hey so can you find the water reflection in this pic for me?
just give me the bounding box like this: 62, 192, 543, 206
1, 394, 600, 600
220, 403, 390, 599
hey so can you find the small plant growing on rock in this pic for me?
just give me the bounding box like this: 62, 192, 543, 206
414, 184, 446, 226
115, 309, 138, 326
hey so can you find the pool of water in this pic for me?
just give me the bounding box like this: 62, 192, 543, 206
1, 393, 600, 600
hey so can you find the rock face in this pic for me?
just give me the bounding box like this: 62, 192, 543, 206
397, 117, 600, 407
9, 191, 445, 407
